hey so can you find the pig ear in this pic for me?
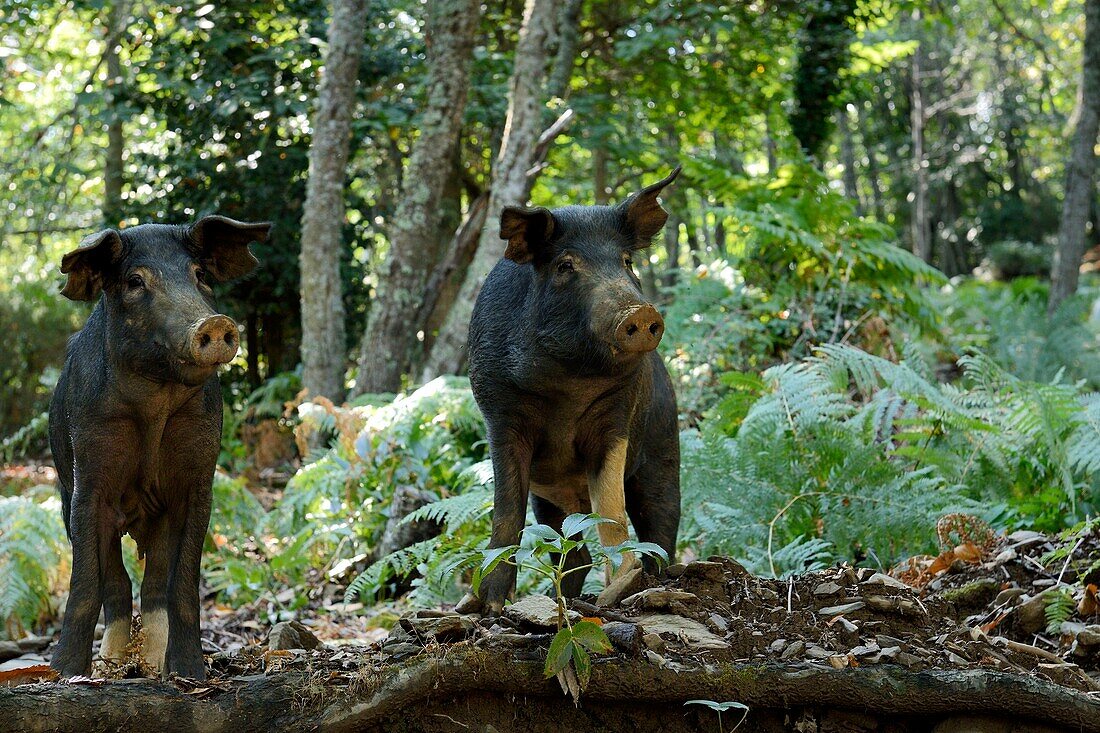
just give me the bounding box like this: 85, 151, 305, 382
618, 166, 682, 245
189, 215, 269, 282
500, 206, 556, 264
60, 229, 123, 301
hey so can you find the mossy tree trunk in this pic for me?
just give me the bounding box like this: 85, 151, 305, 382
1049, 0, 1100, 314
353, 0, 480, 394
420, 0, 562, 380
298, 0, 369, 402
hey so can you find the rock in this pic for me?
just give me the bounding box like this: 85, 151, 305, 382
756, 586, 779, 602
635, 614, 727, 650
642, 633, 666, 652
850, 643, 880, 657
682, 560, 725, 582
768, 638, 788, 653
0, 654, 47, 672
813, 581, 842, 596
0, 642, 21, 662
875, 634, 905, 648
865, 595, 924, 617
860, 572, 909, 590
827, 655, 849, 669
805, 645, 831, 660
386, 642, 422, 661
1076, 625, 1100, 647
400, 613, 474, 641
707, 556, 751, 577
993, 587, 1026, 606
503, 594, 579, 628
781, 640, 804, 659
835, 617, 859, 635
819, 601, 865, 616
644, 649, 668, 668
15, 636, 51, 653
665, 563, 686, 579
621, 588, 698, 611
603, 622, 642, 655
941, 578, 1000, 608
895, 651, 923, 669
1006, 529, 1045, 546
596, 567, 643, 608
268, 620, 322, 651
945, 651, 970, 667
1015, 591, 1052, 635
706, 613, 729, 633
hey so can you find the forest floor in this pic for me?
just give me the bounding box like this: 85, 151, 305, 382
2, 463, 1100, 731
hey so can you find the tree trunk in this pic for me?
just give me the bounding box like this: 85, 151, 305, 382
298, 0, 368, 403
420, 0, 561, 380
546, 0, 581, 100
2, 652, 1097, 733
353, 0, 481, 394
1049, 0, 1100, 315
909, 17, 933, 264
103, 0, 130, 227
838, 106, 863, 214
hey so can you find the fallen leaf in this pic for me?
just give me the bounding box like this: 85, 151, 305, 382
0, 665, 58, 687
1079, 584, 1098, 617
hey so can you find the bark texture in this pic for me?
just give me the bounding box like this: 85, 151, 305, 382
298, 0, 369, 402
103, 0, 130, 227
420, 0, 561, 380
1049, 0, 1100, 314
909, 15, 932, 264
353, 0, 480, 394
2, 652, 1098, 733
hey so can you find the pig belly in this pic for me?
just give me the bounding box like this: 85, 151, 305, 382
529, 473, 591, 515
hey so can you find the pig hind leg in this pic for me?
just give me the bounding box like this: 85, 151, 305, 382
625, 470, 680, 574
531, 494, 592, 597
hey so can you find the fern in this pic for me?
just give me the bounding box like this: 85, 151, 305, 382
0, 495, 68, 638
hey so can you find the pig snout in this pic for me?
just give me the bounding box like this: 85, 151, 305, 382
614, 304, 665, 353
187, 315, 239, 366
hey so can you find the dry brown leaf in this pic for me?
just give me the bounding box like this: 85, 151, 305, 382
0, 665, 58, 687
1079, 583, 1099, 617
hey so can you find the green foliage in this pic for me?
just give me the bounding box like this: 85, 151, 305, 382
681, 342, 1100, 577
685, 700, 750, 733
1044, 588, 1075, 634
984, 241, 1052, 280
936, 279, 1100, 389
666, 160, 944, 420
472, 515, 664, 696
0, 493, 69, 638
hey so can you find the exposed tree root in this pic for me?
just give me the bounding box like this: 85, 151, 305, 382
2, 648, 1098, 733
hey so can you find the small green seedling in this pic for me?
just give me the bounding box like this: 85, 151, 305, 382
685, 700, 750, 733
473, 512, 668, 698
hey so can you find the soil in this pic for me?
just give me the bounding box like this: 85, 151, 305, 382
2, 498, 1099, 731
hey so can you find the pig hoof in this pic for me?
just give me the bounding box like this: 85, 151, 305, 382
455, 593, 484, 614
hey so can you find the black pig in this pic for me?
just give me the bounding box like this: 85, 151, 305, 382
48, 216, 268, 679
457, 168, 682, 613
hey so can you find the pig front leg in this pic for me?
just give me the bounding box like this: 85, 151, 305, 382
457, 431, 532, 614
165, 486, 211, 679
52, 444, 121, 678
589, 437, 634, 582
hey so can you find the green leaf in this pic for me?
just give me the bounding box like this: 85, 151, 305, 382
544, 627, 575, 678
561, 512, 614, 539
571, 643, 592, 687
569, 620, 613, 653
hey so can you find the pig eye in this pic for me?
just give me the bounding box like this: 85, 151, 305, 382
557, 259, 575, 274
623, 254, 634, 268
126, 273, 145, 290
195, 268, 208, 285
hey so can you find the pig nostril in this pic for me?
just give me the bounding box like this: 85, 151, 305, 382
223, 331, 235, 345
649, 323, 660, 335
626, 324, 638, 336
199, 333, 211, 348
